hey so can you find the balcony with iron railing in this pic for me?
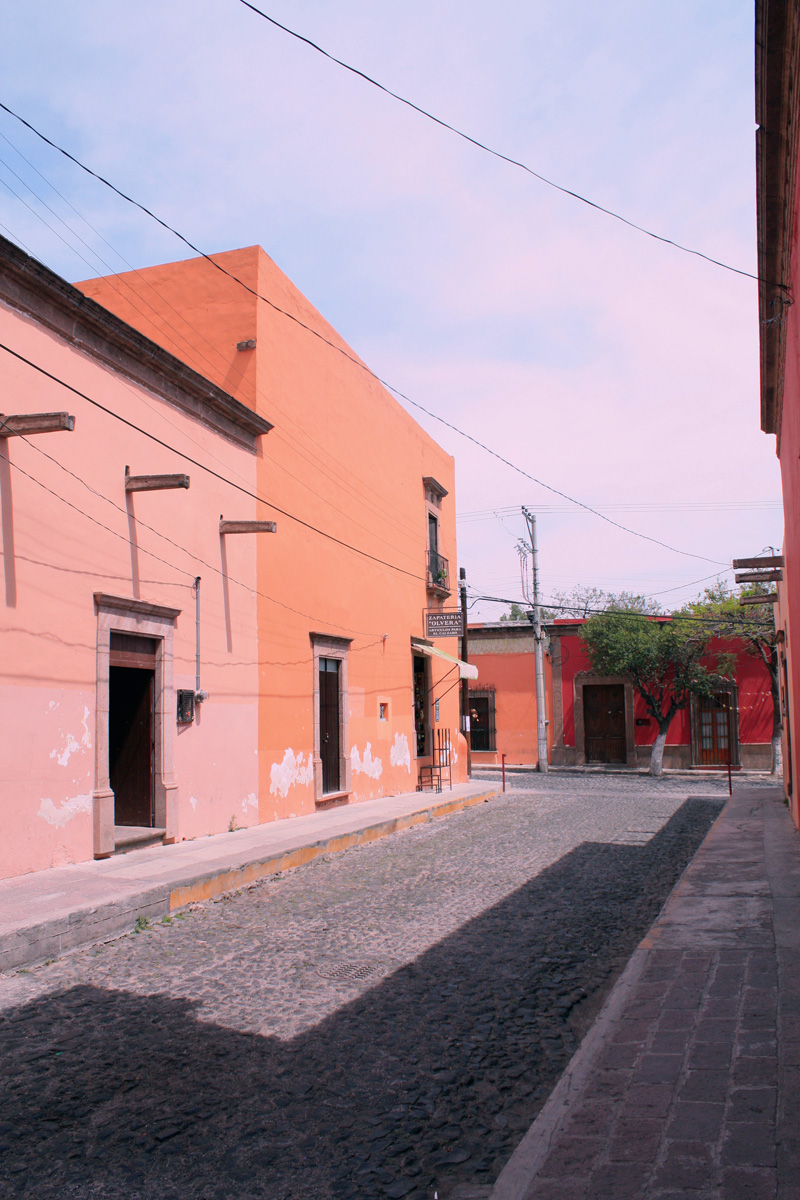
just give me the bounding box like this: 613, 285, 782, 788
427, 550, 451, 596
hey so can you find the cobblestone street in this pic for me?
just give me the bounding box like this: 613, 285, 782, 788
0, 774, 761, 1200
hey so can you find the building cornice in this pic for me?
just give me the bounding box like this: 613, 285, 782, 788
0, 235, 274, 450
756, 0, 800, 446
94, 593, 182, 620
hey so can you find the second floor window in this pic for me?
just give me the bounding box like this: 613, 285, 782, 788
428, 513, 439, 559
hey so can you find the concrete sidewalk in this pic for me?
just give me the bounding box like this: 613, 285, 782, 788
490, 785, 800, 1200
0, 780, 496, 974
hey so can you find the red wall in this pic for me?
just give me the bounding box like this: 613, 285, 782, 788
557, 629, 772, 749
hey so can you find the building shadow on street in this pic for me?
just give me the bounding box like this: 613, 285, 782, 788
0, 798, 723, 1200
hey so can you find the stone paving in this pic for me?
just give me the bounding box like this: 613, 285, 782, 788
492, 784, 799, 1200
0, 773, 754, 1199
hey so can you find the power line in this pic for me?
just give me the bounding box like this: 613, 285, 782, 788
457, 500, 782, 520
0, 103, 730, 567
396, 407, 729, 566
0, 340, 427, 585
0, 150, 421, 556
2, 428, 383, 637
235, 1, 768, 286
470, 593, 772, 627
0, 128, 422, 549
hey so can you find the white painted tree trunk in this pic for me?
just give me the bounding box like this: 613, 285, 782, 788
771, 735, 783, 777
650, 726, 669, 776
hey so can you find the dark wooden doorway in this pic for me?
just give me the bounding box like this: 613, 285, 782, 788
109, 633, 157, 827
319, 657, 341, 794
696, 693, 733, 767
583, 683, 626, 763
413, 655, 428, 757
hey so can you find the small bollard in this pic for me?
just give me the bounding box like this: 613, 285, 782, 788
502, 753, 506, 793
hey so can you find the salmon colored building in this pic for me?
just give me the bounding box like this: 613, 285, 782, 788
0, 235, 269, 877
466, 622, 550, 767
755, 0, 800, 831
468, 619, 773, 771
0, 237, 468, 880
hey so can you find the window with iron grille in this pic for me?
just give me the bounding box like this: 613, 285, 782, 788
469, 687, 496, 752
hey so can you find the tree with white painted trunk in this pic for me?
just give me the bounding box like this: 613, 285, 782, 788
580, 609, 730, 776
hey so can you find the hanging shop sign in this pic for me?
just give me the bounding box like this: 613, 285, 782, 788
425, 609, 463, 639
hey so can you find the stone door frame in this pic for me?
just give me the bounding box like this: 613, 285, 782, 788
573, 674, 637, 766
310, 632, 352, 803
92, 593, 180, 857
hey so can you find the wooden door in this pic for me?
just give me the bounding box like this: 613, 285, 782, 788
697, 693, 732, 766
413, 655, 428, 756
109, 666, 155, 826
319, 658, 341, 794
583, 683, 626, 763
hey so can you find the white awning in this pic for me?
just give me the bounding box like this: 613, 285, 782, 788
411, 638, 478, 680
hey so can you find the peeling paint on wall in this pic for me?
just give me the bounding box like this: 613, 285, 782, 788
390, 732, 412, 772
38, 793, 92, 828
49, 707, 92, 767
188, 795, 198, 810
270, 749, 314, 798
351, 742, 382, 779
241, 792, 258, 813
50, 734, 81, 768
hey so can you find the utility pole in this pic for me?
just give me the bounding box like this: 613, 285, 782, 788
459, 566, 472, 777
522, 507, 549, 773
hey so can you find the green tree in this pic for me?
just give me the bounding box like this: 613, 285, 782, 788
683, 582, 781, 775
500, 602, 528, 621
580, 608, 729, 776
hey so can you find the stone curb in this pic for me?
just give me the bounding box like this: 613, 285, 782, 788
489, 938, 652, 1200
475, 765, 774, 779
0, 787, 498, 974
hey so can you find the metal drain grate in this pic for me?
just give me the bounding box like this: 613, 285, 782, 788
316, 958, 393, 982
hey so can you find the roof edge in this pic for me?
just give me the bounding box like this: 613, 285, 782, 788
756, 0, 800, 443
0, 235, 274, 449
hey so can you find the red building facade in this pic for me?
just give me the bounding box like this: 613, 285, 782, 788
548, 622, 773, 771
468, 620, 773, 771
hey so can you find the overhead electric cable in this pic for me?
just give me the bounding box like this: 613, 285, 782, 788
0, 341, 426, 585
2, 427, 382, 637
235, 1, 768, 286
1, 118, 775, 554
0, 150, 419, 553
471, 594, 771, 627
0, 103, 728, 564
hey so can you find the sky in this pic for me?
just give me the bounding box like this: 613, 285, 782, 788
0, 0, 782, 620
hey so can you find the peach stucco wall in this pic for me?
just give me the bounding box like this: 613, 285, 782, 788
465, 626, 554, 767
78, 246, 466, 822
468, 650, 539, 765
0, 289, 261, 877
